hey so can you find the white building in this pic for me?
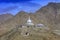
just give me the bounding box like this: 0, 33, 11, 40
26, 16, 34, 26
36, 24, 44, 27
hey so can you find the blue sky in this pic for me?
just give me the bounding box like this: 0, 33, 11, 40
0, 0, 60, 15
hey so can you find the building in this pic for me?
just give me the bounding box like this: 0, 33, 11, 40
26, 16, 34, 26
20, 16, 49, 36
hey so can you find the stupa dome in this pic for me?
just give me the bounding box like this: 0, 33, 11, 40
26, 16, 34, 25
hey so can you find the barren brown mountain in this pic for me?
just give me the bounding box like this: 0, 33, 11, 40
36, 2, 60, 30
0, 11, 29, 36
0, 13, 13, 23
0, 2, 60, 40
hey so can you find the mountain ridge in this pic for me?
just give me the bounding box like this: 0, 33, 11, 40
0, 2, 60, 36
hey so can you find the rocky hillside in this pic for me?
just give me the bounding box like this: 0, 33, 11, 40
0, 13, 13, 23
0, 11, 29, 36
0, 2, 60, 40
35, 2, 60, 30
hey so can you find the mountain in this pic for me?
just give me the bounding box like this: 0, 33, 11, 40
0, 13, 13, 23
0, 11, 29, 36
0, 11, 41, 36
0, 2, 60, 40
0, 13, 14, 35
35, 2, 60, 30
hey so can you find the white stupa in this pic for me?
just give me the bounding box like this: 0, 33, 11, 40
26, 16, 34, 26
